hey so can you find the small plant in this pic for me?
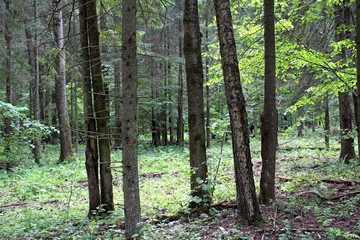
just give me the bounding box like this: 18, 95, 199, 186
326, 227, 360, 240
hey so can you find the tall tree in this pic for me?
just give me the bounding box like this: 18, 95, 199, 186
3, 0, 13, 149
52, 0, 73, 162
122, 0, 141, 238
79, 0, 100, 217
356, 0, 360, 161
335, 0, 356, 163
81, 0, 114, 213
33, 0, 41, 163
213, 0, 262, 225
177, 0, 184, 148
183, 0, 210, 207
259, 0, 278, 205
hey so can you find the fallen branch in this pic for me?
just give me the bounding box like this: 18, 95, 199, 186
277, 176, 360, 185
0, 202, 27, 208
256, 227, 325, 233
279, 147, 325, 151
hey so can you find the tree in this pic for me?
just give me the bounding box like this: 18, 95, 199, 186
52, 0, 73, 162
33, 0, 41, 164
183, 0, 210, 207
334, 0, 356, 163
356, 0, 360, 161
122, 0, 141, 238
259, 0, 278, 205
79, 0, 100, 217
213, 0, 262, 225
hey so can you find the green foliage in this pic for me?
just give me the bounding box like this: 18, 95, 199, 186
0, 101, 55, 168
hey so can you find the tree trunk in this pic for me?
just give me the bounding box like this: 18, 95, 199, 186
3, 0, 13, 151
113, 60, 122, 150
122, 0, 141, 238
356, 0, 360, 161
213, 0, 262, 225
205, 20, 211, 149
335, 1, 356, 163
177, 0, 184, 148
183, 0, 209, 207
85, 0, 114, 212
324, 95, 330, 149
53, 0, 73, 162
79, 0, 101, 217
260, 0, 278, 205
33, 0, 41, 164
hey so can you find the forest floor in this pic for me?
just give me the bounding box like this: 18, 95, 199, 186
0, 136, 359, 239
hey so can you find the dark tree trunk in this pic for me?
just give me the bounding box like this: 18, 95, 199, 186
79, 0, 100, 217
213, 0, 262, 225
53, 0, 73, 162
33, 0, 41, 164
260, 0, 278, 205
3, 0, 13, 150
151, 63, 161, 147
356, 0, 360, 161
324, 95, 330, 149
183, 0, 209, 207
122, 0, 141, 238
335, 1, 356, 163
85, 0, 114, 212
113, 60, 122, 150
177, 0, 184, 148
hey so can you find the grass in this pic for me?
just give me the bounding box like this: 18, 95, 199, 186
0, 135, 359, 239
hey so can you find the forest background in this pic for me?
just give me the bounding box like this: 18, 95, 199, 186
0, 0, 359, 239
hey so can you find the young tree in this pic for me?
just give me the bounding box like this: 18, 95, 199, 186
52, 0, 73, 162
122, 0, 141, 237
79, 0, 100, 217
183, 0, 210, 207
86, 0, 114, 212
259, 0, 278, 205
213, 0, 262, 225
334, 0, 356, 163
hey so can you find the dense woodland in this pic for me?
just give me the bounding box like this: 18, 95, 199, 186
0, 0, 360, 239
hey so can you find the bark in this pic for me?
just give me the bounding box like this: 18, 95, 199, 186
356, 0, 360, 161
122, 0, 141, 238
183, 0, 209, 207
213, 0, 262, 225
33, 0, 41, 163
113, 60, 122, 149
86, 0, 114, 212
324, 95, 330, 149
260, 0, 278, 205
177, 0, 184, 148
3, 0, 12, 151
53, 0, 73, 162
79, 0, 101, 217
335, 1, 356, 163
205, 20, 211, 148
151, 62, 161, 147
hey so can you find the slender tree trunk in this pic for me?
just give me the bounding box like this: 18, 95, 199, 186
122, 0, 141, 238
33, 0, 41, 164
85, 0, 114, 212
324, 95, 330, 149
260, 0, 278, 205
213, 0, 262, 225
183, 0, 209, 207
205, 20, 211, 148
356, 0, 360, 161
79, 0, 100, 217
335, 1, 356, 163
177, 0, 184, 148
53, 0, 73, 162
113, 60, 122, 149
3, 0, 13, 151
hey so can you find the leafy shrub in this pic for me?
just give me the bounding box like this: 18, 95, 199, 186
0, 101, 55, 168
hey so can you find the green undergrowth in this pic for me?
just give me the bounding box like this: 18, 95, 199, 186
0, 136, 359, 239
